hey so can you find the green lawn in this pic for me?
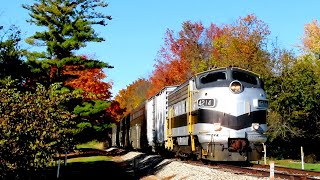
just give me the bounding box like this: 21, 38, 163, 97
254, 159, 320, 171
76, 140, 106, 150
63, 140, 110, 163
275, 159, 320, 171
66, 156, 111, 163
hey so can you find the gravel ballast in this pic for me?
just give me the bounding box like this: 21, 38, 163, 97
109, 150, 272, 180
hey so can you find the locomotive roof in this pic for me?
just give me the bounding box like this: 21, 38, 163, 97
168, 67, 262, 95
148, 67, 261, 100
196, 67, 260, 78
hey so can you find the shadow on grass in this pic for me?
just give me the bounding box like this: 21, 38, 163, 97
53, 147, 128, 160
10, 149, 171, 180
55, 160, 136, 180
28, 148, 173, 180
2, 160, 133, 180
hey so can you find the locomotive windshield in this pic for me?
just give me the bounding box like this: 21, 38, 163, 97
200, 71, 227, 84
195, 68, 262, 89
232, 71, 258, 85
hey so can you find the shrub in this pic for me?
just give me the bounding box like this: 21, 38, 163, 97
304, 154, 317, 163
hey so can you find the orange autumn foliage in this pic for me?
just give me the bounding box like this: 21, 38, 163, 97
148, 21, 206, 97
46, 56, 123, 123
105, 101, 126, 123
302, 20, 320, 55
63, 65, 112, 100
147, 14, 271, 97
115, 78, 150, 117
211, 14, 271, 74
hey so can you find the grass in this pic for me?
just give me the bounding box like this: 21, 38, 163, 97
254, 159, 320, 171
274, 159, 320, 171
63, 140, 110, 164
76, 140, 106, 150
67, 156, 111, 163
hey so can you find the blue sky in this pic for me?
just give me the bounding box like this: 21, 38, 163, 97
1, 1, 319, 98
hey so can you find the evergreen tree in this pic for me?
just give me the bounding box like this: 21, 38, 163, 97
22, 0, 114, 144
22, 0, 113, 87
0, 25, 28, 88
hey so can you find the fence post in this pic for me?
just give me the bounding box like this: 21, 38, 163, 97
301, 146, 304, 170
269, 161, 274, 180
57, 158, 61, 178
263, 143, 267, 165
64, 151, 67, 166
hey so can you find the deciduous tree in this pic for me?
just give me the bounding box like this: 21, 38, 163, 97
64, 64, 113, 100
148, 15, 271, 97
115, 78, 150, 117
148, 21, 209, 97
265, 54, 320, 159
301, 20, 320, 55
211, 14, 271, 76
0, 82, 80, 179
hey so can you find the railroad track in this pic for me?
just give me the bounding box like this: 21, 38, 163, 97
63, 148, 320, 180
177, 159, 320, 180
112, 148, 320, 179
218, 163, 320, 180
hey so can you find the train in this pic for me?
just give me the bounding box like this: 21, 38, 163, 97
111, 67, 268, 162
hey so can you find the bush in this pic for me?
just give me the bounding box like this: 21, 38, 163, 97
0, 83, 79, 179
304, 154, 317, 163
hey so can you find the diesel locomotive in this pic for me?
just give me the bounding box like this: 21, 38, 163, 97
111, 67, 268, 161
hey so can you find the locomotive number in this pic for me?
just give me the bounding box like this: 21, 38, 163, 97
198, 99, 215, 107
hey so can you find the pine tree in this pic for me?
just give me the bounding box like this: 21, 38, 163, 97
22, 0, 115, 144
0, 25, 28, 87
22, 0, 113, 87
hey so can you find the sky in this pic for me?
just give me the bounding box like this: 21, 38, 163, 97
1, 0, 319, 98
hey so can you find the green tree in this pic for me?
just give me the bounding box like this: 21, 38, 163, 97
73, 99, 112, 143
22, 0, 116, 144
22, 0, 113, 87
0, 25, 28, 87
265, 54, 320, 159
0, 82, 80, 179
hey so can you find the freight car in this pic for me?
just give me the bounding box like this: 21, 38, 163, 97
111, 67, 268, 161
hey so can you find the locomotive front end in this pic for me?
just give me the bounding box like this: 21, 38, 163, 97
193, 67, 268, 161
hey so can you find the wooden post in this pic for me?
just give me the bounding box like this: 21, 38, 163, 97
263, 143, 267, 165
57, 158, 61, 178
269, 161, 274, 180
64, 151, 67, 166
301, 146, 304, 170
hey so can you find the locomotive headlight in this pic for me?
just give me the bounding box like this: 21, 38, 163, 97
229, 81, 243, 93
252, 123, 260, 130
213, 123, 222, 131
